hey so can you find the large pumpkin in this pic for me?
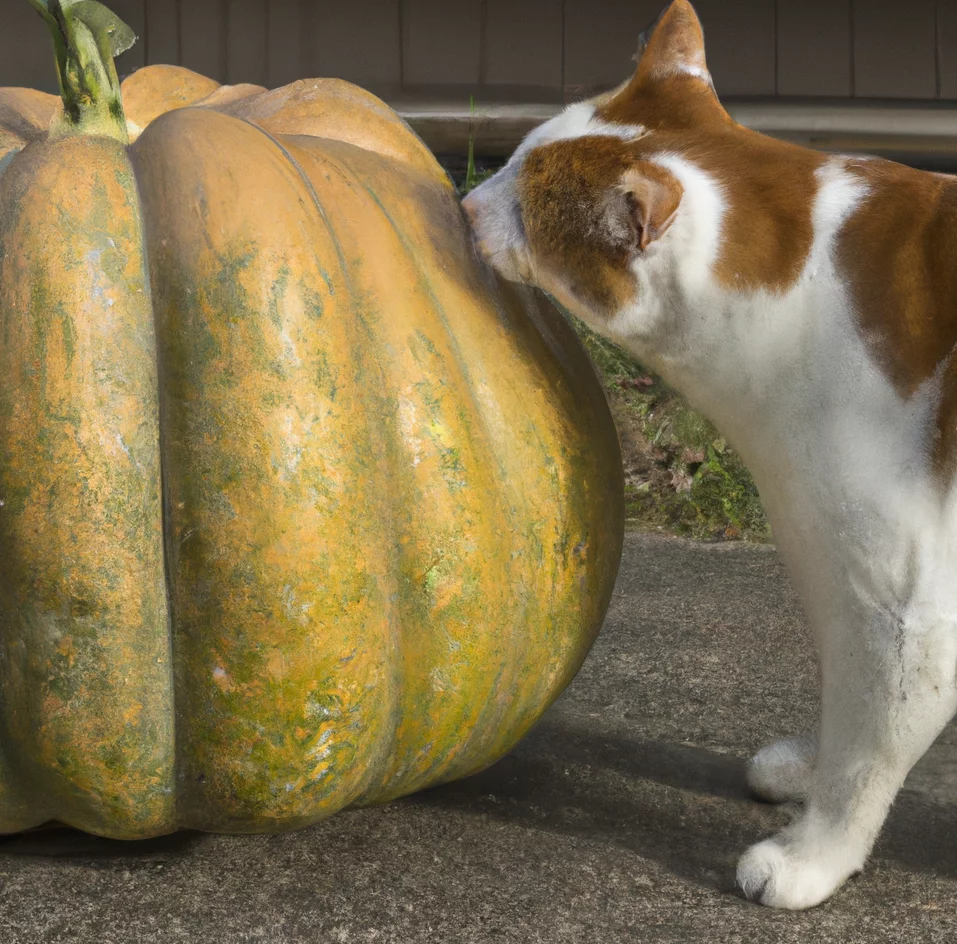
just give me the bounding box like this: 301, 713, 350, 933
0, 1, 623, 839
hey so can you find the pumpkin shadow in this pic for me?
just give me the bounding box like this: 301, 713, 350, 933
410, 716, 957, 888
0, 825, 205, 858
408, 716, 765, 893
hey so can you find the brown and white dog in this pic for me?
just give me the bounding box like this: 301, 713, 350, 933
463, 0, 957, 911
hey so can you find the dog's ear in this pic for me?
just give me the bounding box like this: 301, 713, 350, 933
605, 162, 684, 253
635, 0, 710, 83
600, 2, 719, 121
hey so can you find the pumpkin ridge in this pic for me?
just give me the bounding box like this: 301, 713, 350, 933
120, 65, 221, 141
276, 137, 531, 800
360, 180, 611, 784
346, 171, 621, 779
0, 88, 60, 170
131, 108, 404, 828
275, 138, 473, 799
315, 141, 601, 794
348, 175, 541, 782
216, 78, 445, 184
0, 134, 175, 838
230, 120, 406, 800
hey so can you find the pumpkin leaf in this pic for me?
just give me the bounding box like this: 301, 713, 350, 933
28, 0, 136, 58
63, 1, 137, 57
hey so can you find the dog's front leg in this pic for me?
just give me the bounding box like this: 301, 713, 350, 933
737, 597, 957, 909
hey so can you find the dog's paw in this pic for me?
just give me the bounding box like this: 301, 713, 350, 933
736, 837, 855, 909
745, 734, 815, 803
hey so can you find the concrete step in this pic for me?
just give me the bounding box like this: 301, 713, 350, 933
397, 100, 957, 170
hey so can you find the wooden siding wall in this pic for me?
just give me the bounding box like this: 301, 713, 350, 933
3, 0, 956, 102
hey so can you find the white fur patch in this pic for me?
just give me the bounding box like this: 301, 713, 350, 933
603, 153, 724, 344
676, 64, 712, 82
512, 102, 648, 157
647, 63, 716, 92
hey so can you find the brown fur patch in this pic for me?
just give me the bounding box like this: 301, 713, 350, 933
594, 1, 822, 295
836, 162, 957, 393
518, 136, 680, 314
679, 129, 823, 293
835, 160, 957, 479
598, 92, 822, 294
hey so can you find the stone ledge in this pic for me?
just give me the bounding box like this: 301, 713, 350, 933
397, 100, 957, 169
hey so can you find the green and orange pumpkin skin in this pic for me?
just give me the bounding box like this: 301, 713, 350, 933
0, 2, 624, 839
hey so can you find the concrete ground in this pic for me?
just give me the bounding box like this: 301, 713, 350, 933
2, 534, 956, 943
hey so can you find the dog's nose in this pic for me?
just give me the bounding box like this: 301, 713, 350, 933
461, 192, 479, 226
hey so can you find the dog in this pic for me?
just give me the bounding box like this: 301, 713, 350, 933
462, 0, 957, 910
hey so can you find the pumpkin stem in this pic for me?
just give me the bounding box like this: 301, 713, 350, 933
27, 0, 136, 143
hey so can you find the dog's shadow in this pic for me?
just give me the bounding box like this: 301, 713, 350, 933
411, 717, 775, 892
412, 716, 957, 888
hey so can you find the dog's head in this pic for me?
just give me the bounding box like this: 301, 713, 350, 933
462, 0, 731, 337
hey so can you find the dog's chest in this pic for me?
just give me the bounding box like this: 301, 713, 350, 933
665, 161, 957, 615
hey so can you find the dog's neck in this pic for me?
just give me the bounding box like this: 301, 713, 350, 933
569, 139, 957, 498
